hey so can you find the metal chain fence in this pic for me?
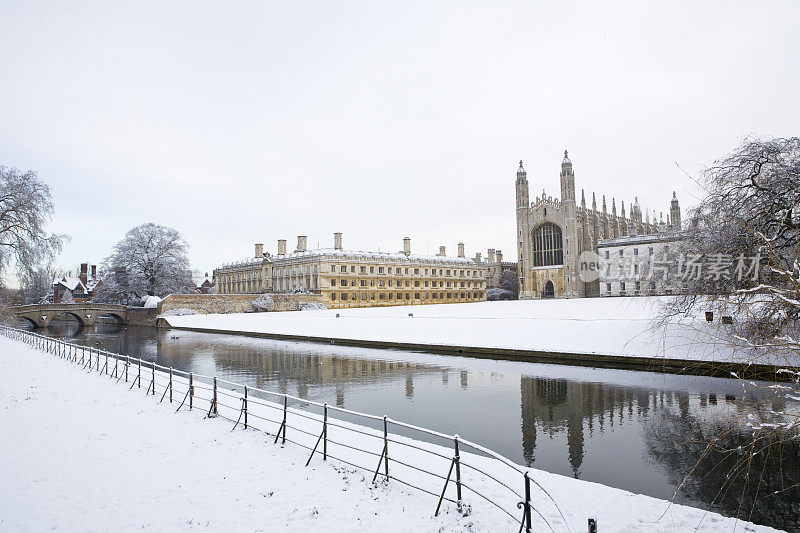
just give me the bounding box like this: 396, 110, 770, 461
2, 325, 576, 532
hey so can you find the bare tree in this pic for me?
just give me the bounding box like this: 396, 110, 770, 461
659, 137, 799, 523
21, 263, 60, 304
95, 223, 194, 304
0, 167, 66, 281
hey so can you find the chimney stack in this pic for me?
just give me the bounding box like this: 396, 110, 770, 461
458, 242, 465, 258
297, 235, 307, 252
278, 239, 287, 256
496, 250, 503, 263
438, 245, 446, 257
80, 263, 88, 285
403, 237, 411, 255
487, 249, 495, 263
255, 243, 264, 258
334, 232, 343, 250
91, 264, 97, 279
474, 252, 482, 264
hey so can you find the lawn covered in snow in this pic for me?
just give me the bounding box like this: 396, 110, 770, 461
0, 334, 783, 532
165, 297, 796, 365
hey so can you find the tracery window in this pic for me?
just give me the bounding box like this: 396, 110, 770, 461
531, 223, 563, 267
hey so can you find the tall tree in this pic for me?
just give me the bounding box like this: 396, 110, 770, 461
95, 223, 194, 304
661, 137, 799, 521
0, 166, 65, 281
21, 263, 60, 304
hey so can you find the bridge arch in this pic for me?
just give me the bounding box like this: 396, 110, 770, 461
16, 315, 39, 329
97, 312, 125, 325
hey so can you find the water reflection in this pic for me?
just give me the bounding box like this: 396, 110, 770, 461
35, 321, 798, 531
644, 403, 800, 528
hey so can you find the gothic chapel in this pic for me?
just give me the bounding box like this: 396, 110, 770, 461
515, 151, 681, 299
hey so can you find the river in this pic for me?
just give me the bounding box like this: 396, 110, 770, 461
33, 320, 800, 531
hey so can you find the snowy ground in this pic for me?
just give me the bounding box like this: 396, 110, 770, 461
0, 334, 783, 532
165, 297, 797, 365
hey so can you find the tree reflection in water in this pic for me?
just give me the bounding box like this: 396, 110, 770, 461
644, 406, 800, 531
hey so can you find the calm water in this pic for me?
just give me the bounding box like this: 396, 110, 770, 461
34, 320, 800, 530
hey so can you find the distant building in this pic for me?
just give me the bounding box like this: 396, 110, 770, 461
596, 232, 684, 296
516, 152, 682, 298
196, 272, 215, 294
53, 263, 101, 303
483, 248, 518, 291
213, 234, 487, 308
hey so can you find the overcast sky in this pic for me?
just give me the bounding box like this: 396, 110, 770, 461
2, 1, 799, 278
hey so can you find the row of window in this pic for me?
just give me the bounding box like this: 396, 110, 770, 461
329, 265, 480, 277
603, 246, 662, 259
330, 279, 481, 289
604, 281, 685, 295
331, 291, 484, 302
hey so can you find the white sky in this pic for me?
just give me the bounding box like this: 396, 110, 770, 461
2, 1, 799, 277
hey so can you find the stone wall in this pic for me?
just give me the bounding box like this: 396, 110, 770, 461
124, 307, 159, 327
159, 293, 326, 316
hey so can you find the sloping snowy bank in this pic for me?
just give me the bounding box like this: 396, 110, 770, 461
165, 298, 796, 365
0, 335, 782, 532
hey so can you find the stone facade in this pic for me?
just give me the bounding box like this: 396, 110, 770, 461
596, 232, 684, 296
516, 152, 681, 299
214, 235, 487, 309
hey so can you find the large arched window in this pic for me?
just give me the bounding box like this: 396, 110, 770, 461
531, 223, 563, 267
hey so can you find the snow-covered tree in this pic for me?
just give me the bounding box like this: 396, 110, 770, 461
499, 269, 519, 299
660, 137, 799, 518
95, 223, 194, 304
21, 263, 59, 304
60, 288, 74, 304
251, 294, 276, 312
664, 137, 799, 346
0, 166, 66, 281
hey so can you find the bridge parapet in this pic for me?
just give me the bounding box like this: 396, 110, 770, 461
11, 303, 128, 328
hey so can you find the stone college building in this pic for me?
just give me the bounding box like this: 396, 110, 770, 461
516, 151, 681, 299
215, 235, 488, 308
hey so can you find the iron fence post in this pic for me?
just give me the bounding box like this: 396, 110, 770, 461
281, 394, 287, 443
125, 356, 129, 382
151, 363, 155, 395
454, 435, 462, 505
169, 368, 173, 403
323, 403, 328, 461
189, 373, 193, 410
383, 416, 389, 479
243, 386, 248, 429
523, 471, 532, 533
213, 377, 218, 415
138, 359, 141, 388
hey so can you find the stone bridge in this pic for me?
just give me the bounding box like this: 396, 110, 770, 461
11, 303, 130, 328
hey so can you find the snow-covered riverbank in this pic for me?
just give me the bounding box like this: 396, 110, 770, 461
0, 334, 783, 532
165, 298, 796, 366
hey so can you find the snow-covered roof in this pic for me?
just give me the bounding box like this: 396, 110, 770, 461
597, 231, 683, 247
54, 276, 87, 292
276, 248, 478, 265
218, 247, 480, 270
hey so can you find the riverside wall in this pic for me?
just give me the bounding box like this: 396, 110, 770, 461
159, 293, 326, 316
